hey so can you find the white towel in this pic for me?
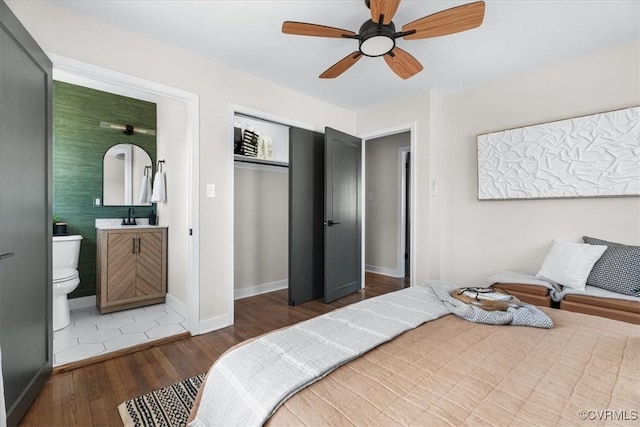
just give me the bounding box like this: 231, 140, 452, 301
138, 174, 152, 204
145, 175, 152, 202
150, 171, 166, 203
257, 135, 272, 160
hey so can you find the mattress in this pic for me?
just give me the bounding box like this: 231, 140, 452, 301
266, 309, 639, 426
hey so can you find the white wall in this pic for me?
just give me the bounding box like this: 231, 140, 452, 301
434, 41, 640, 285
156, 96, 189, 311
8, 1, 356, 329
9, 1, 638, 327
365, 132, 410, 275
234, 165, 288, 294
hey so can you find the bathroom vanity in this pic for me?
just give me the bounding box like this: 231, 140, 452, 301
95, 220, 167, 314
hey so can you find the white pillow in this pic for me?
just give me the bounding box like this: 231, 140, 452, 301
536, 240, 607, 291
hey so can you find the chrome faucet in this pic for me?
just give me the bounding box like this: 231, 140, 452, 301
121, 207, 137, 225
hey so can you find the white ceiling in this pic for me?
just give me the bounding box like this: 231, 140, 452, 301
48, 0, 639, 111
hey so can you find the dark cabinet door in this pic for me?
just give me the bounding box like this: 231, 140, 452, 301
288, 127, 362, 305
288, 128, 325, 306
0, 2, 53, 425
324, 127, 362, 303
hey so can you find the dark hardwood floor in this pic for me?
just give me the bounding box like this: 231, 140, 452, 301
19, 272, 408, 426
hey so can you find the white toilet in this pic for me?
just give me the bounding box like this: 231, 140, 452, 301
52, 235, 83, 331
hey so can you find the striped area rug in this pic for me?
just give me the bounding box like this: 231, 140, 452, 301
118, 373, 206, 427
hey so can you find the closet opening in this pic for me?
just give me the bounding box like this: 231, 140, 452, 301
230, 107, 366, 323
232, 112, 291, 304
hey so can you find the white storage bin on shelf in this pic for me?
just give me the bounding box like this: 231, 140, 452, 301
233, 113, 289, 168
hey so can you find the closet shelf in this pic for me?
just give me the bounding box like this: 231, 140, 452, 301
234, 155, 288, 168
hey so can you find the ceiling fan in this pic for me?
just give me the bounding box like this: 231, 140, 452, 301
282, 0, 485, 79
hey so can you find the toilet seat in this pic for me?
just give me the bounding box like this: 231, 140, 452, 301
53, 268, 79, 283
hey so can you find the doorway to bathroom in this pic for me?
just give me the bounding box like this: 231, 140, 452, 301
361, 124, 416, 289
50, 56, 199, 367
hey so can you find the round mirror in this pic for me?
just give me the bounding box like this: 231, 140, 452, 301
103, 144, 153, 206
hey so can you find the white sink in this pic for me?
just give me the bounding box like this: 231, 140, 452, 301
95, 218, 166, 230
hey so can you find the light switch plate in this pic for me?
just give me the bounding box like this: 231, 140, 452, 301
206, 184, 216, 198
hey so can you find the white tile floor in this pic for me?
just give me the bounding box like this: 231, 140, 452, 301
53, 303, 187, 366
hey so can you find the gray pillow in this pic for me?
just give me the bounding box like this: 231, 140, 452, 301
582, 236, 640, 297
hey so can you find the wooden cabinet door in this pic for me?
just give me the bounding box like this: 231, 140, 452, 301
135, 231, 164, 298
98, 228, 166, 313
106, 232, 137, 302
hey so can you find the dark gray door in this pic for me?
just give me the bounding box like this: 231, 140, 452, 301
405, 151, 410, 277
0, 3, 53, 425
288, 128, 325, 305
324, 127, 362, 303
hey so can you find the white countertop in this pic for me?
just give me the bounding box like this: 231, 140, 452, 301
95, 218, 168, 230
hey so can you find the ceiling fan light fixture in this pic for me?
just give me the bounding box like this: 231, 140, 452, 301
358, 19, 395, 57
282, 0, 486, 79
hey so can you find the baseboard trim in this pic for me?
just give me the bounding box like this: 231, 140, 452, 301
52, 332, 191, 374
199, 313, 233, 335
68, 295, 96, 310
234, 280, 288, 300
365, 265, 401, 278
165, 293, 187, 318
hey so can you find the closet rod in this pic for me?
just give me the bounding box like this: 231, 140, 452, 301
233, 156, 288, 168
234, 112, 292, 129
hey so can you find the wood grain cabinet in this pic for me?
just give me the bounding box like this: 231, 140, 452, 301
96, 227, 167, 313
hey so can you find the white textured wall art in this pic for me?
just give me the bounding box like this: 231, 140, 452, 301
477, 107, 640, 200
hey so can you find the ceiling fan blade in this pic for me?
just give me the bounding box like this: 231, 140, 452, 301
320, 52, 363, 78
384, 47, 423, 79
282, 21, 356, 38
401, 1, 485, 40
370, 0, 401, 25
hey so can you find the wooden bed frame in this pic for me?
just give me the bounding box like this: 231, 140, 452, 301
491, 282, 640, 324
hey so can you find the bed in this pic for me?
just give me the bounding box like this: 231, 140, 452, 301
188, 283, 640, 426
487, 261, 640, 325
488, 276, 640, 325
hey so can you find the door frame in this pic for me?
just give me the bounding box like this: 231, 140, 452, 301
228, 104, 321, 324
49, 54, 201, 334
398, 146, 410, 278
359, 123, 417, 287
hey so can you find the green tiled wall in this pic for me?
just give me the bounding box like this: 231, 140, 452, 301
53, 81, 157, 298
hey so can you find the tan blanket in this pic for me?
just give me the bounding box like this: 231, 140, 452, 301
267, 308, 639, 426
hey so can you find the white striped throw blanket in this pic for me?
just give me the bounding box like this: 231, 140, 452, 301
189, 283, 450, 427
